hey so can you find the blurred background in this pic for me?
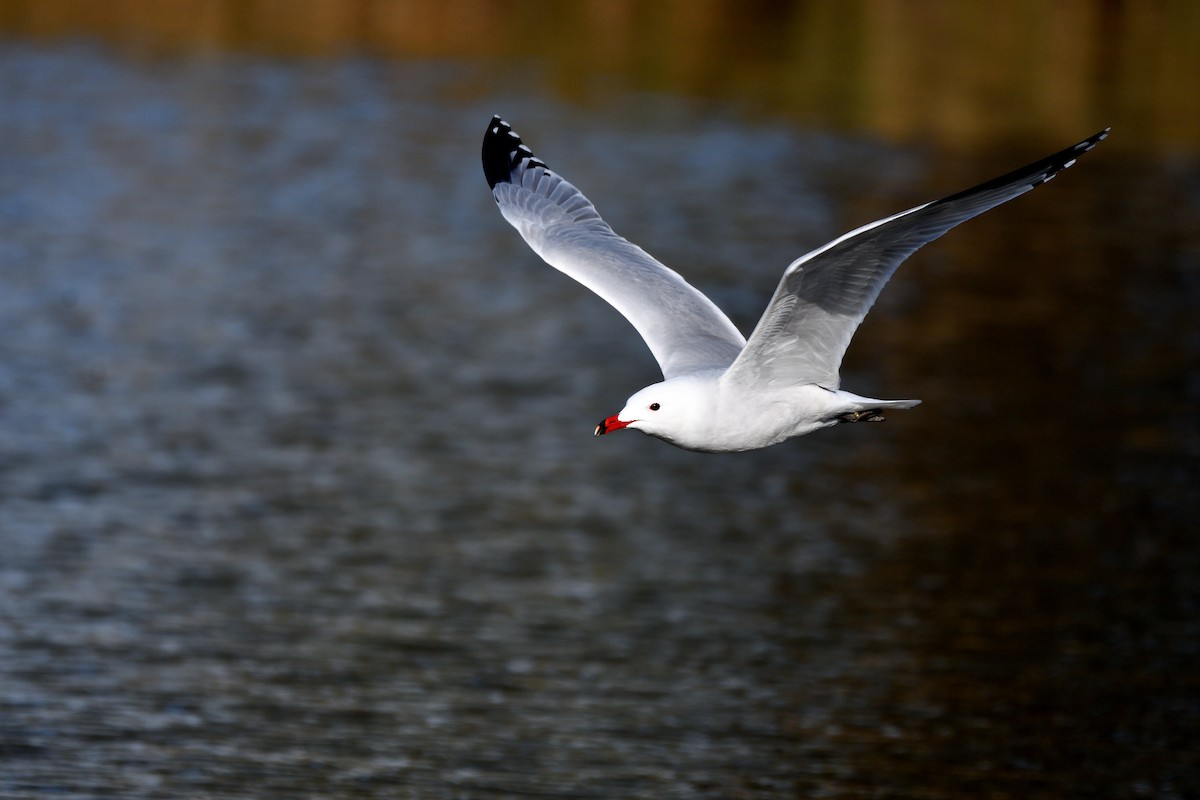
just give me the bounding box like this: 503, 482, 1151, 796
0, 1, 1196, 798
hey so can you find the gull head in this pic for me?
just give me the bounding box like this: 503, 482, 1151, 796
594, 379, 711, 445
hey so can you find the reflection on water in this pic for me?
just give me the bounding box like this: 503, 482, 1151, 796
0, 18, 1197, 800
2, 0, 1199, 149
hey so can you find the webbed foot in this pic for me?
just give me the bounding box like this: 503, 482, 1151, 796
836, 409, 886, 424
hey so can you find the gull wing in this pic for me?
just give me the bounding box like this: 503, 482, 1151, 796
483, 116, 746, 380
723, 128, 1110, 391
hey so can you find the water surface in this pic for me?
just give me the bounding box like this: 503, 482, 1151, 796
0, 18, 1197, 800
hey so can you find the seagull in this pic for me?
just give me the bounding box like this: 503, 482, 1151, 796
483, 116, 1108, 452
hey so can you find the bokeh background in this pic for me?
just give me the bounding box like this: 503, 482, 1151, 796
1, 2, 1197, 798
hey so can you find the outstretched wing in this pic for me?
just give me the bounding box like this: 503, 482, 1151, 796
483, 116, 746, 379
723, 128, 1110, 390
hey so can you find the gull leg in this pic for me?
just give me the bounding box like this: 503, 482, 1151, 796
836, 409, 886, 424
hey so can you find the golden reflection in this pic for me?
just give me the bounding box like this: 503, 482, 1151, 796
0, 0, 1196, 149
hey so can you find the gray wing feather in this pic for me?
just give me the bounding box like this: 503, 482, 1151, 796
484, 117, 746, 379
724, 128, 1110, 390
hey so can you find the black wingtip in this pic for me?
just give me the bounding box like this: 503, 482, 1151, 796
482, 116, 549, 190
482, 116, 513, 189
1029, 126, 1110, 186
933, 126, 1111, 206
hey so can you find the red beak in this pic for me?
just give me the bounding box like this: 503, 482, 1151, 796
594, 415, 633, 436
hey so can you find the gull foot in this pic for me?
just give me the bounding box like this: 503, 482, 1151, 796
836, 409, 886, 424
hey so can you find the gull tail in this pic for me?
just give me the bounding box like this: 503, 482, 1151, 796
876, 398, 921, 410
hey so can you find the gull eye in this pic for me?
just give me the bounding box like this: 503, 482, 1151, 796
649, 403, 661, 411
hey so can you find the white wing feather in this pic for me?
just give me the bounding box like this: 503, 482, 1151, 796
484, 117, 745, 379
724, 128, 1111, 390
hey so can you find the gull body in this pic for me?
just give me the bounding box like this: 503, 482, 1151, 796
608, 375, 906, 453
482, 116, 1108, 453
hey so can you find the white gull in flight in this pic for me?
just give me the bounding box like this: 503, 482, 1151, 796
483, 116, 1108, 452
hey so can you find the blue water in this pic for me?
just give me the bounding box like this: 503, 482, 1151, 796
0, 44, 1196, 798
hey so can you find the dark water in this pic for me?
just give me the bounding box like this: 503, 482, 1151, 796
0, 43, 1197, 799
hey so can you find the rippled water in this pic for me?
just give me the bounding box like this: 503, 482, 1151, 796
0, 44, 1197, 798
